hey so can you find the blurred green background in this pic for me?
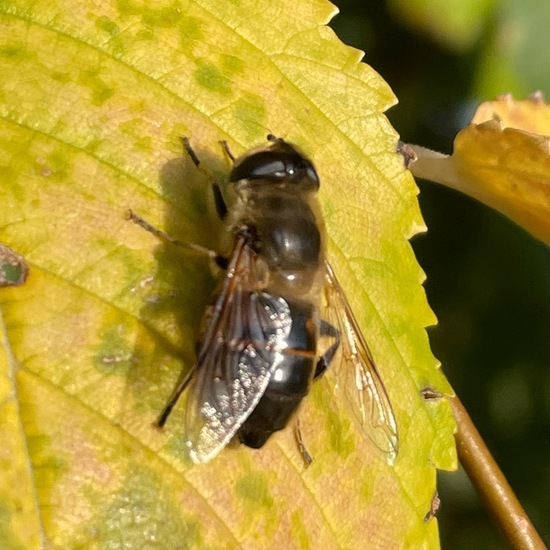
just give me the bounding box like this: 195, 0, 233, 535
330, 0, 550, 547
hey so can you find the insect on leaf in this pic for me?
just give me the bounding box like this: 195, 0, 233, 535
0, 0, 455, 548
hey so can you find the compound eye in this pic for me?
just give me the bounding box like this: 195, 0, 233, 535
229, 140, 320, 189
306, 165, 319, 187
250, 157, 287, 179
230, 152, 287, 182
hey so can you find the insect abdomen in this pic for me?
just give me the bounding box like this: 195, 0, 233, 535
238, 298, 317, 448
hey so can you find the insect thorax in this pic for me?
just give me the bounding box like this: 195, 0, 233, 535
230, 184, 326, 298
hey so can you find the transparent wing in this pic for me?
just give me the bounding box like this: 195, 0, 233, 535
323, 261, 399, 464
185, 235, 292, 463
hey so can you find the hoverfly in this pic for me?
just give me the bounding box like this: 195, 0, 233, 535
128, 135, 398, 464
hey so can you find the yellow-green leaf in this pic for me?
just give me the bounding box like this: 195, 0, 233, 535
0, 0, 455, 548
409, 95, 550, 246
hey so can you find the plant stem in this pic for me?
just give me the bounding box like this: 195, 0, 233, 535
451, 395, 547, 549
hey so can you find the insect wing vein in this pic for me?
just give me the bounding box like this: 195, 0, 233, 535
186, 237, 292, 463
324, 261, 399, 463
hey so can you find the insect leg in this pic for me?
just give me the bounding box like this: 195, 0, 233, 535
294, 418, 313, 467
156, 367, 195, 428
314, 320, 340, 378
126, 210, 228, 269
180, 136, 202, 168
181, 137, 229, 220
212, 184, 228, 220
220, 140, 236, 162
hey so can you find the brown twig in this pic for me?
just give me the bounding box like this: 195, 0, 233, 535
451, 394, 547, 549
